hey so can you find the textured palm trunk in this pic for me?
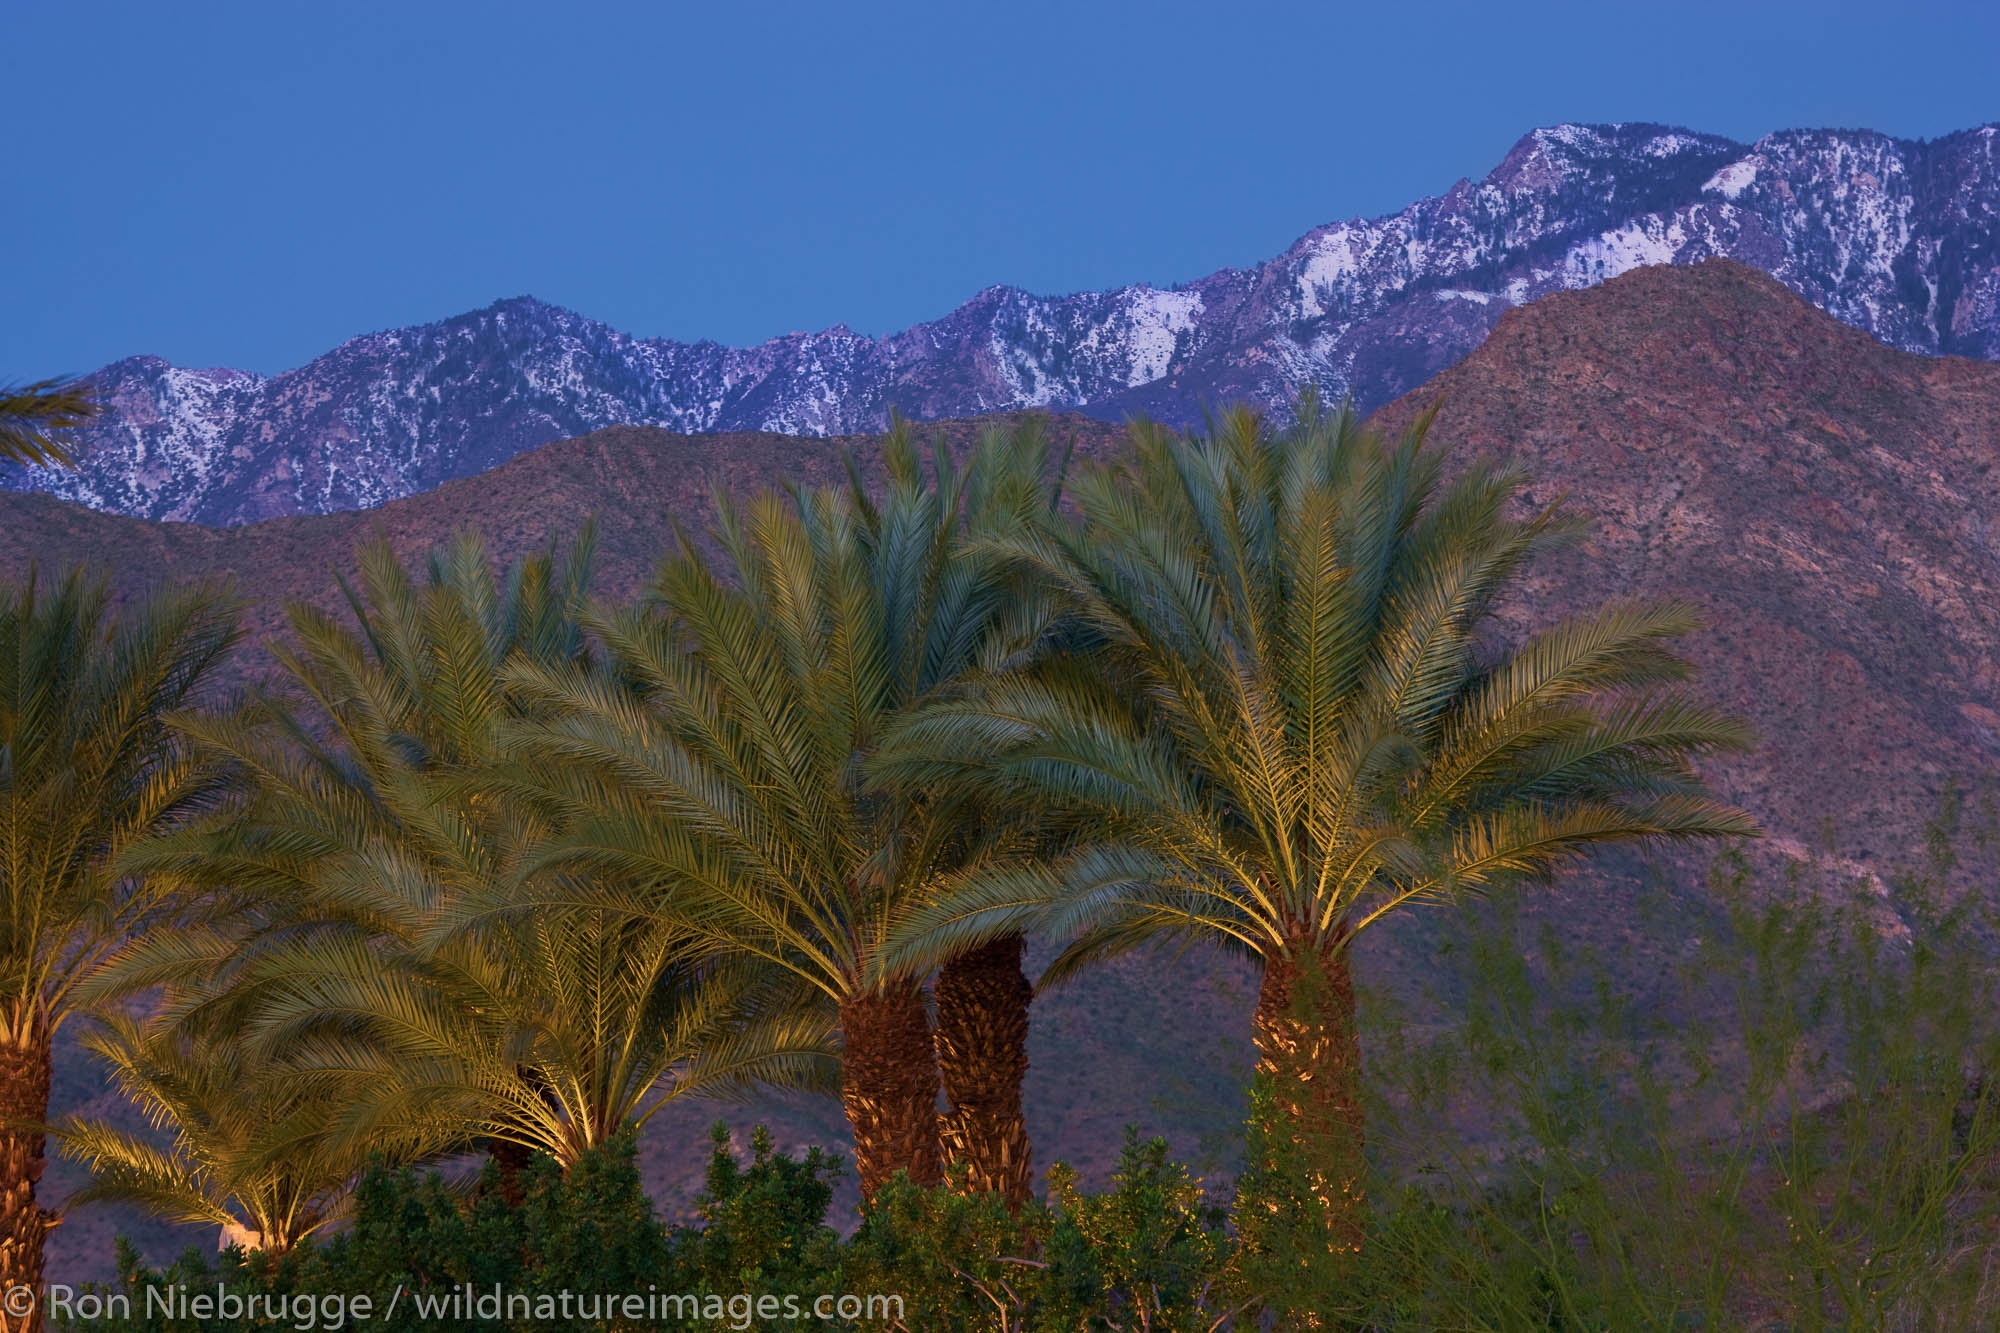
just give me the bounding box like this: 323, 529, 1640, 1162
839, 981, 942, 1199
934, 933, 1034, 1210
1252, 936, 1366, 1254
1, 1010, 55, 1333
485, 1136, 536, 1207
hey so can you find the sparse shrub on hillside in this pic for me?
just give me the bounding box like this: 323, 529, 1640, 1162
1339, 831, 2000, 1331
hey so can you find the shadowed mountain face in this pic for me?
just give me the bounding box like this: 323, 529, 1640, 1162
6, 122, 1999, 525
11, 261, 1999, 1281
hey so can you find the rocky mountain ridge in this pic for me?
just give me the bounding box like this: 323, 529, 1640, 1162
7, 121, 1998, 526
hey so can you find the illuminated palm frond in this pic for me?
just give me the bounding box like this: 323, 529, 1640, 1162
0, 377, 97, 468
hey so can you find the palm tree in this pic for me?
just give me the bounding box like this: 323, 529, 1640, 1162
874, 400, 1759, 1259
105, 532, 833, 1190
50, 998, 360, 1256
235, 903, 840, 1173
510, 426, 1062, 1199
0, 378, 98, 468
0, 572, 240, 1327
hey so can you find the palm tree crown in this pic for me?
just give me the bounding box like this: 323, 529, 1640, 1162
100, 532, 832, 1175
884, 399, 1758, 965
52, 996, 359, 1256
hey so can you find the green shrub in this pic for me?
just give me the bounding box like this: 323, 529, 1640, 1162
65, 1136, 672, 1332
673, 1124, 847, 1306
845, 1130, 1231, 1332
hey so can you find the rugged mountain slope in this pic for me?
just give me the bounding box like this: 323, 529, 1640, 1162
1370, 258, 2000, 884
8, 122, 1997, 525
13, 262, 2000, 1282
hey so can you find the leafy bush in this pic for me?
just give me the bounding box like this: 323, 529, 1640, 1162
672, 1125, 849, 1308
843, 1129, 1232, 1331
66, 1136, 671, 1332
65, 1124, 1239, 1332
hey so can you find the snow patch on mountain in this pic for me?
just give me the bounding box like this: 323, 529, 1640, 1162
1117, 289, 1202, 387
1704, 160, 1758, 199
1563, 217, 1694, 284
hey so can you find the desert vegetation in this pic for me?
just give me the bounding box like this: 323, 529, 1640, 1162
7, 404, 1996, 1330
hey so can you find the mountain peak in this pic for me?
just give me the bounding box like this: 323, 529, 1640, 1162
477, 294, 589, 323
10, 121, 1999, 525
1489, 121, 1737, 184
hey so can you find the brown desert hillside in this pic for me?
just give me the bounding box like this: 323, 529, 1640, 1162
0, 413, 1129, 689
14, 261, 2000, 1282
1368, 258, 2000, 883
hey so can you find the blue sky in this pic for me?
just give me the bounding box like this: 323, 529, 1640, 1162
6, 0, 1996, 379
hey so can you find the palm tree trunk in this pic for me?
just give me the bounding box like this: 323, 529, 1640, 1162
1251, 936, 1366, 1254
485, 1136, 536, 1207
839, 981, 942, 1198
934, 933, 1034, 1210
1, 1008, 55, 1333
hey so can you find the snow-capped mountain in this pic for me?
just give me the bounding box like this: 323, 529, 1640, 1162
11, 121, 1999, 525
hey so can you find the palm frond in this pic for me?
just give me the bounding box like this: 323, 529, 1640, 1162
0, 377, 98, 468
